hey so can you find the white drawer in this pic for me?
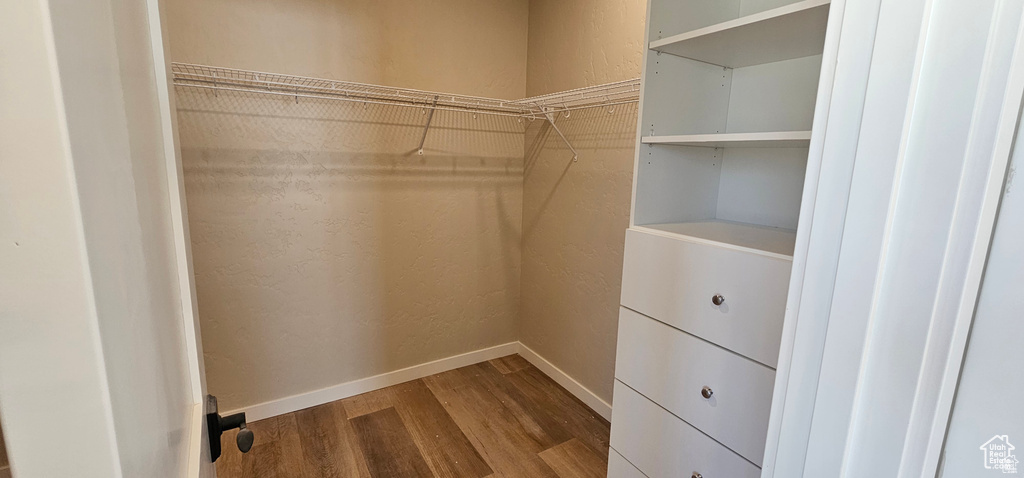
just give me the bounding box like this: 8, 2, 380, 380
608, 448, 646, 478
620, 228, 791, 367
615, 307, 775, 465
610, 380, 760, 478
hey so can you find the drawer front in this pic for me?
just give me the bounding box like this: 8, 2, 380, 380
620, 228, 791, 366
610, 380, 761, 478
608, 448, 646, 478
615, 307, 775, 465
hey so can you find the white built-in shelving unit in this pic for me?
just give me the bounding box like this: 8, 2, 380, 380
632, 0, 830, 257
609, 0, 832, 476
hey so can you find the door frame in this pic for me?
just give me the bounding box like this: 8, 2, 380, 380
146, 0, 212, 475
0, 0, 212, 475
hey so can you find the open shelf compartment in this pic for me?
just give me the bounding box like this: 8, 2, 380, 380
649, 0, 830, 68
641, 50, 822, 139
632, 0, 823, 258
632, 143, 807, 258
635, 220, 796, 258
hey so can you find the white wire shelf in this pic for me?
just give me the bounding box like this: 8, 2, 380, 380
171, 62, 640, 160
172, 63, 533, 117
511, 78, 642, 116
171, 63, 639, 118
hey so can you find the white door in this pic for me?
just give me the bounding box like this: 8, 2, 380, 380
0, 0, 212, 477
762, 0, 1024, 475
939, 125, 1024, 475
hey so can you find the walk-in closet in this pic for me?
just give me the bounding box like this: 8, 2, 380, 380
7, 0, 1024, 476
164, 0, 645, 476
164, 0, 839, 473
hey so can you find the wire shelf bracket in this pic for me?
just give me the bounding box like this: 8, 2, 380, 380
543, 109, 579, 162
417, 95, 439, 156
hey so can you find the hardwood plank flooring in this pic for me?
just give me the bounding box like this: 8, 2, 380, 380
216, 354, 610, 478
0, 424, 7, 469
341, 385, 399, 420
423, 367, 559, 478
240, 430, 287, 477
295, 402, 369, 477
538, 439, 607, 478
488, 355, 531, 375
383, 380, 492, 477
503, 367, 610, 459
351, 408, 434, 477
461, 362, 572, 449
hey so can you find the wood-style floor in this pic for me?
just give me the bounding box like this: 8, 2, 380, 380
217, 354, 611, 477
0, 421, 9, 478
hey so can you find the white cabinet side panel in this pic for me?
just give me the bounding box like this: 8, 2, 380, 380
633, 145, 723, 225
726, 55, 823, 134
716, 147, 809, 229
642, 52, 732, 136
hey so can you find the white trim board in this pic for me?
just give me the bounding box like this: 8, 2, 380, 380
185, 401, 205, 477
228, 342, 518, 421
224, 341, 612, 422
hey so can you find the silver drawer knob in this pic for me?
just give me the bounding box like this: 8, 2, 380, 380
712, 294, 725, 306
692, 473, 703, 478
701, 386, 713, 399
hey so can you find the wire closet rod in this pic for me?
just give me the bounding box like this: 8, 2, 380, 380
171, 62, 640, 160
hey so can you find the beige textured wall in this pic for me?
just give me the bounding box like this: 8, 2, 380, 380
166, 0, 528, 99
519, 0, 646, 403
166, 0, 527, 411
525, 0, 646, 96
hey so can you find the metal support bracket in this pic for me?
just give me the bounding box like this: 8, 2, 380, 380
417, 95, 439, 155
543, 109, 578, 162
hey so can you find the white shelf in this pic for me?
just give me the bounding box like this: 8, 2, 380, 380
649, 0, 830, 68
634, 220, 796, 258
642, 131, 811, 148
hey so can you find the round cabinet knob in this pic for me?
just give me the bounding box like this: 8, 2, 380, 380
692, 473, 703, 478
712, 294, 725, 306
701, 386, 713, 399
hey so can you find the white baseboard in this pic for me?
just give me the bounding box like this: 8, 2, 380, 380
226, 340, 612, 423
516, 343, 613, 420
229, 342, 519, 421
